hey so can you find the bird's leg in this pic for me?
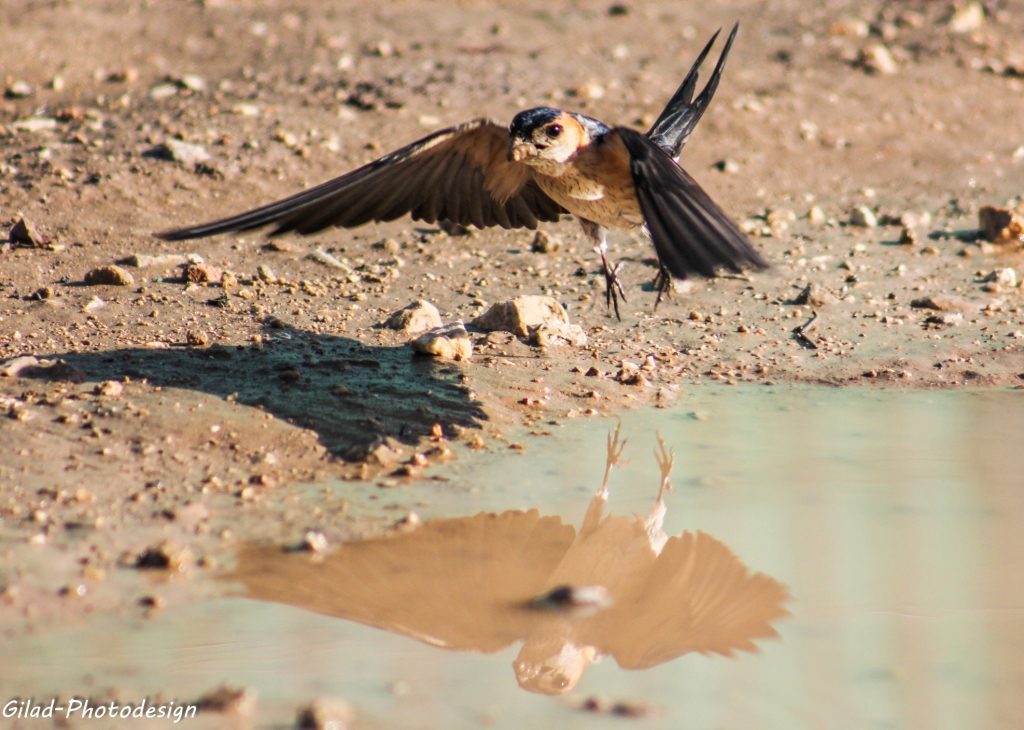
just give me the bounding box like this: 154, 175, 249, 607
653, 432, 675, 503
581, 421, 628, 538
599, 420, 628, 500
653, 263, 679, 312
580, 219, 626, 321
644, 432, 675, 552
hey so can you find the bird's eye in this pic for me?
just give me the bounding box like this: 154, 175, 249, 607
546, 124, 563, 138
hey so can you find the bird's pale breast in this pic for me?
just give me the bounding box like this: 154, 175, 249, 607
534, 167, 643, 230
532, 132, 643, 230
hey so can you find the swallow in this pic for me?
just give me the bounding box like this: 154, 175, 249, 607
156, 23, 767, 319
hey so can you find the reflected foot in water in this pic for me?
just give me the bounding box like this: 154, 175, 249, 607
228, 430, 790, 696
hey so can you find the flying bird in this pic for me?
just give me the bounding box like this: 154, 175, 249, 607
157, 23, 767, 318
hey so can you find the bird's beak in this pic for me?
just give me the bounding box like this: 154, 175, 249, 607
508, 138, 536, 162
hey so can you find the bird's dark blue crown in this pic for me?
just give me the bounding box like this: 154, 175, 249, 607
510, 107, 561, 136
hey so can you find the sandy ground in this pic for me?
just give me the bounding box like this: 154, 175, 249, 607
1, 0, 1024, 699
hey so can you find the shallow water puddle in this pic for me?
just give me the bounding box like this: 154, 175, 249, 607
5, 386, 1024, 729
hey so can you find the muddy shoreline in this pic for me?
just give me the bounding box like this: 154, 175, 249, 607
2, 0, 1024, 682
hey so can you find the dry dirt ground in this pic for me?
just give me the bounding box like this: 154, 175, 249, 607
1, 0, 1024, 695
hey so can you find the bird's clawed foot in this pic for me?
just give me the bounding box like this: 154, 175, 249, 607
652, 264, 677, 312
600, 421, 629, 497
654, 432, 675, 501
597, 245, 627, 321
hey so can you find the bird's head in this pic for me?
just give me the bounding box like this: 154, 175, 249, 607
513, 634, 596, 695
508, 107, 583, 167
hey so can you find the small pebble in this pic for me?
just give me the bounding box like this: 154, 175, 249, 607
712, 159, 739, 174
948, 3, 984, 34
849, 206, 877, 227
807, 206, 827, 226
303, 531, 329, 553
8, 218, 45, 247
411, 322, 473, 360
5, 81, 34, 99
297, 697, 353, 730
186, 330, 211, 347
858, 44, 898, 75
84, 265, 135, 286
184, 263, 223, 284
384, 300, 442, 334
572, 82, 605, 100
95, 380, 123, 397
149, 139, 211, 165
531, 230, 561, 253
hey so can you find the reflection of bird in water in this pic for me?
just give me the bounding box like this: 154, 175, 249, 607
228, 427, 789, 695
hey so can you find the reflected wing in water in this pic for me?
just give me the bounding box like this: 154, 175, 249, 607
583, 530, 791, 669
229, 509, 576, 653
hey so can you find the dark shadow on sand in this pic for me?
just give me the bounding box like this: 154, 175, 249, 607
33, 324, 486, 460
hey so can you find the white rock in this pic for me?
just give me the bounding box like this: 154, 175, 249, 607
948, 3, 984, 34
799, 120, 818, 141
126, 253, 203, 268
859, 44, 898, 75
385, 300, 442, 334
472, 295, 569, 337
152, 139, 210, 165
11, 117, 58, 133
178, 74, 207, 92
6, 81, 34, 98
411, 322, 472, 360
1, 356, 40, 378
849, 206, 878, 227
527, 322, 588, 347
984, 268, 1017, 288
308, 248, 354, 272
148, 84, 179, 100
899, 211, 932, 228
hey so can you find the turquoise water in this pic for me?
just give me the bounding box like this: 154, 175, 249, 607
5, 387, 1024, 729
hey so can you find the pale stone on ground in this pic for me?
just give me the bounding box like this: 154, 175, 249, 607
84, 266, 134, 286
472, 295, 569, 337
411, 322, 472, 360
528, 322, 588, 347
384, 300, 442, 334
795, 282, 839, 308
910, 294, 978, 312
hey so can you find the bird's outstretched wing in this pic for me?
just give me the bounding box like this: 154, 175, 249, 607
156, 119, 566, 241
227, 510, 576, 653
616, 126, 768, 279
646, 23, 739, 159
582, 530, 790, 669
